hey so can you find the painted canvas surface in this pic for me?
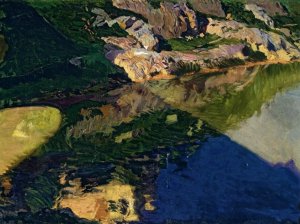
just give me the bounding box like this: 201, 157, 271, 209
0, 0, 300, 223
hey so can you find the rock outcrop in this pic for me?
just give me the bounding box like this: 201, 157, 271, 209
245, 4, 275, 29
109, 16, 159, 50
88, 7, 158, 51
112, 48, 172, 82
103, 35, 247, 82
206, 18, 300, 61
112, 0, 200, 39
166, 44, 247, 65
189, 0, 225, 17
246, 0, 288, 16
101, 36, 141, 50
91, 7, 111, 27
99, 1, 300, 82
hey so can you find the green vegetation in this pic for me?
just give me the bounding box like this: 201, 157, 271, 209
247, 49, 267, 62
280, 0, 300, 15
62, 108, 209, 164
1, 0, 300, 222
199, 62, 300, 132
0, 9, 5, 19
175, 61, 201, 76
273, 15, 300, 37
0, 34, 8, 63
24, 175, 58, 213
167, 35, 242, 51
0, 2, 80, 78
222, 1, 269, 29
216, 58, 245, 68
0, 1, 123, 107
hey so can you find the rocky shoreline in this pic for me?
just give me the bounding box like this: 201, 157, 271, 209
82, 0, 300, 82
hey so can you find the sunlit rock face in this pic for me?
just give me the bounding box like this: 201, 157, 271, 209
104, 42, 247, 82
227, 86, 300, 170
206, 18, 300, 61
56, 180, 139, 224
0, 107, 61, 175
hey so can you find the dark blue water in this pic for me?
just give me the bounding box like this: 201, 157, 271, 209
142, 136, 300, 224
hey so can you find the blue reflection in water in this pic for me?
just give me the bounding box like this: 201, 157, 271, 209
143, 136, 300, 223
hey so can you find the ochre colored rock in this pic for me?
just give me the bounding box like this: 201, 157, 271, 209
113, 48, 171, 82
56, 180, 139, 224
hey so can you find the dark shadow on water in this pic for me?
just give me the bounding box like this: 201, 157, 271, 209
141, 135, 300, 224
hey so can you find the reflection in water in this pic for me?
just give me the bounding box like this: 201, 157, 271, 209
228, 86, 300, 169
143, 136, 300, 223
147, 62, 300, 169
148, 63, 300, 133
56, 180, 138, 224
0, 106, 61, 175
1, 63, 300, 223
142, 62, 300, 223
66, 62, 300, 223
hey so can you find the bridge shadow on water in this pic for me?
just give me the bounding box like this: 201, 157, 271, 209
141, 135, 300, 224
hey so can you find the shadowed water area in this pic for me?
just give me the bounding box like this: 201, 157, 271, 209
1, 62, 300, 223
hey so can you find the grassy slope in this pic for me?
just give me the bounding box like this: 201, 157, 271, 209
0, 0, 122, 107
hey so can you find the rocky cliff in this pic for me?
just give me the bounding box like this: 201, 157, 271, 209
112, 0, 200, 39
93, 0, 300, 82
